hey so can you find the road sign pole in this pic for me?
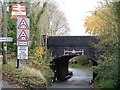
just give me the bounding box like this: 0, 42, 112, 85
24, 59, 26, 71
16, 59, 19, 68
2, 2, 7, 64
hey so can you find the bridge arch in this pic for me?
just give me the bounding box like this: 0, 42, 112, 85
47, 36, 98, 82
50, 54, 98, 82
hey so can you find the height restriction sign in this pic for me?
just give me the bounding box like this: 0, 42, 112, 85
17, 18, 30, 46
17, 18, 30, 30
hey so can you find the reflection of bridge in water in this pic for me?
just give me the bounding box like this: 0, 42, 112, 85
46, 36, 98, 81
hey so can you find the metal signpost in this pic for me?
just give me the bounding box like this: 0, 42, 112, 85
11, 3, 30, 69
1, 2, 29, 70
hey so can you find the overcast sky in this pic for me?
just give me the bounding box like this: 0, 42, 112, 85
54, 0, 102, 36
1, 0, 102, 36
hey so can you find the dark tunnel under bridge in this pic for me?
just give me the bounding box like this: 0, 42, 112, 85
50, 54, 98, 82
46, 36, 98, 82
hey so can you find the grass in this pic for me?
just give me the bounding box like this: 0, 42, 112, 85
94, 79, 117, 89
2, 60, 53, 88
69, 63, 93, 70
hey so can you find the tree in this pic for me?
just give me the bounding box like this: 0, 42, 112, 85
39, 2, 70, 36
84, 1, 119, 88
84, 3, 118, 53
30, 2, 47, 49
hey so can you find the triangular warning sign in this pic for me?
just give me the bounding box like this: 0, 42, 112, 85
72, 49, 76, 54
17, 30, 29, 42
18, 18, 29, 30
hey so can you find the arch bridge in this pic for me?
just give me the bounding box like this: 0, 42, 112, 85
46, 36, 98, 81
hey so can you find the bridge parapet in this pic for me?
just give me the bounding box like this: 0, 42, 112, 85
47, 36, 98, 60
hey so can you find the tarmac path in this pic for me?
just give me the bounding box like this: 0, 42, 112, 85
49, 68, 94, 90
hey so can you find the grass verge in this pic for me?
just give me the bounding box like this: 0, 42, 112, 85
2, 60, 53, 88
69, 63, 92, 70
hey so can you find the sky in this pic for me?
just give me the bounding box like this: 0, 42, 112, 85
0, 0, 102, 36
54, 0, 102, 36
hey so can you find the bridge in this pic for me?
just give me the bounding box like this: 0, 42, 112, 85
46, 36, 98, 81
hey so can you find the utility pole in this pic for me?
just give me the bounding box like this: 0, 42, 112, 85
2, 1, 7, 64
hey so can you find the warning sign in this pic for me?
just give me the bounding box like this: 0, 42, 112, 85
72, 49, 76, 54
18, 18, 29, 30
17, 18, 30, 46
17, 46, 28, 59
17, 30, 29, 42
17, 18, 30, 30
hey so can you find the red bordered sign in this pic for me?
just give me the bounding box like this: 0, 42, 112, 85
12, 4, 26, 19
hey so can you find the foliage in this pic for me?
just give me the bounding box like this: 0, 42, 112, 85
84, 1, 119, 89
29, 2, 47, 54
93, 53, 118, 88
69, 55, 92, 70
7, 2, 30, 54
33, 46, 53, 70
34, 46, 46, 60
6, 2, 54, 87
70, 55, 90, 66
2, 60, 49, 88
39, 2, 70, 36
7, 13, 17, 54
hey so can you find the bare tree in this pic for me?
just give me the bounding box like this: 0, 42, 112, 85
40, 2, 70, 36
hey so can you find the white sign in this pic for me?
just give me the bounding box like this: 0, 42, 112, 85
12, 4, 26, 19
17, 30, 29, 42
17, 18, 30, 46
18, 42, 28, 46
72, 49, 76, 54
17, 18, 29, 30
17, 46, 28, 59
0, 37, 13, 42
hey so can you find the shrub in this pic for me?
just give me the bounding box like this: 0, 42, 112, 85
70, 55, 90, 66
94, 53, 118, 89
2, 60, 53, 88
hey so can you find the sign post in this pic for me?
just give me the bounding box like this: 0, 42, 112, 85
11, 3, 29, 69
17, 18, 30, 69
2, 1, 8, 64
17, 18, 30, 46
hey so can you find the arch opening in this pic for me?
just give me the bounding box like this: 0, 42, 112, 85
50, 54, 98, 82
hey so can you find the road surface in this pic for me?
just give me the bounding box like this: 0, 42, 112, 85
49, 68, 94, 90
2, 81, 17, 88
